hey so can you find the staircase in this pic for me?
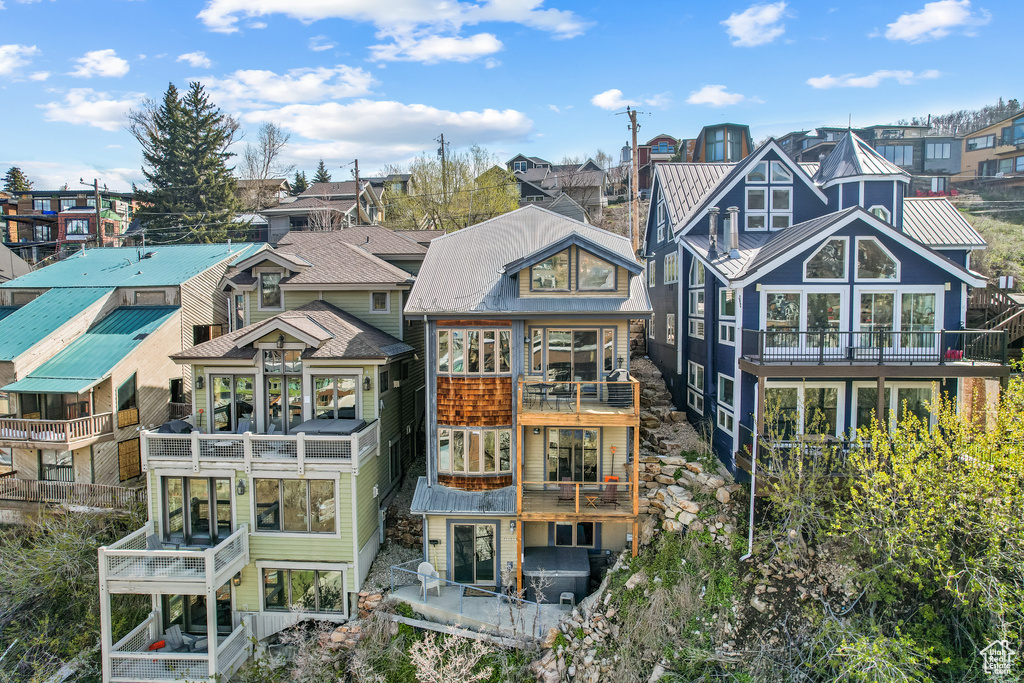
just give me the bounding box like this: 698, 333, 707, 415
967, 284, 1024, 358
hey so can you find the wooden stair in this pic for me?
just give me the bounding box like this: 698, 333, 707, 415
968, 284, 1024, 354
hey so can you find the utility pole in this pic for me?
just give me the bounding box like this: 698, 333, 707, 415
435, 133, 449, 203
617, 107, 643, 254
80, 177, 103, 247
353, 159, 360, 226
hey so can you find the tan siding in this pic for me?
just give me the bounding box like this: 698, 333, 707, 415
523, 426, 629, 482
523, 521, 547, 547
424, 515, 517, 583
181, 258, 236, 401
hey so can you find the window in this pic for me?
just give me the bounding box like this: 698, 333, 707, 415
210, 375, 255, 432
727, 129, 743, 161
259, 272, 283, 310
770, 187, 791, 213
666, 313, 676, 345
554, 521, 595, 548
854, 383, 935, 430
313, 376, 357, 419
716, 407, 735, 435
720, 289, 736, 318
770, 161, 792, 183
856, 238, 899, 280
379, 367, 390, 392
59, 198, 77, 211
263, 568, 346, 614
998, 158, 1013, 175
1018, 156, 1024, 173
264, 351, 302, 434
192, 324, 222, 345
162, 476, 232, 545
688, 260, 705, 318
648, 259, 656, 287
766, 384, 842, 439
663, 252, 678, 284
649, 313, 655, 339
926, 142, 951, 159
438, 428, 512, 474
870, 205, 891, 222
931, 177, 948, 193
135, 290, 165, 306
547, 428, 599, 482
706, 128, 725, 162
526, 327, 617, 379
879, 145, 914, 166
530, 249, 570, 290
656, 221, 664, 243
688, 318, 704, 339
657, 203, 666, 225
233, 294, 245, 331
718, 375, 735, 408
39, 450, 74, 482
65, 219, 90, 236
369, 291, 389, 313
117, 373, 138, 427
804, 238, 847, 280
746, 161, 768, 183
255, 479, 336, 533
687, 361, 704, 412
578, 252, 616, 291
437, 328, 511, 374
718, 322, 736, 344
118, 439, 141, 481
513, 160, 528, 173
33, 198, 50, 211
966, 134, 995, 151
390, 440, 401, 481
162, 589, 232, 637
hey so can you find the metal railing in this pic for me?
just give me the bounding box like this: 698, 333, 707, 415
741, 329, 1008, 365
517, 379, 639, 415
142, 419, 379, 475
520, 480, 635, 515
0, 473, 144, 509
0, 412, 113, 445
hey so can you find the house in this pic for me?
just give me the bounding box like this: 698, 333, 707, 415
403, 205, 651, 603
861, 124, 963, 195
956, 112, 1024, 188
643, 131, 1009, 476
690, 123, 754, 163
236, 177, 292, 211
0, 242, 263, 501
507, 155, 608, 221
637, 134, 682, 191
56, 207, 126, 249
777, 126, 862, 165
96, 230, 430, 683
260, 181, 384, 244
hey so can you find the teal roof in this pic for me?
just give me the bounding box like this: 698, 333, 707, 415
0, 307, 19, 323
3, 306, 178, 394
0, 243, 264, 289
0, 287, 114, 361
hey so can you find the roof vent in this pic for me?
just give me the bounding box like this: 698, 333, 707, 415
133, 333, 149, 341
141, 251, 155, 259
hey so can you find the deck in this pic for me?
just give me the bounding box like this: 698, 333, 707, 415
390, 584, 568, 638
519, 480, 636, 520
517, 379, 640, 427
0, 412, 114, 449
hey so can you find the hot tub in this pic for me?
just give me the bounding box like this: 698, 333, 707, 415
521, 546, 591, 604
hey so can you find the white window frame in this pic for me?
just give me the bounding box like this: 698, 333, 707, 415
687, 361, 703, 391
760, 287, 850, 344
687, 389, 704, 412
513, 160, 528, 173
649, 313, 655, 339
369, 291, 390, 314
852, 285, 944, 335
256, 269, 285, 312
716, 406, 735, 435
648, 259, 656, 287
66, 218, 90, 235
663, 252, 678, 284
765, 381, 846, 438
854, 237, 901, 283
657, 203, 666, 225
868, 205, 891, 223
746, 161, 768, 183
718, 374, 735, 409
436, 427, 513, 475
666, 313, 676, 345
719, 289, 737, 319
688, 318, 704, 339
718, 322, 736, 345
656, 222, 665, 243
802, 236, 849, 283
769, 161, 793, 183
850, 380, 938, 432
436, 327, 512, 375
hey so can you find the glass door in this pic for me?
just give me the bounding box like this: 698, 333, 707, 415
163, 477, 232, 547
547, 429, 599, 482
900, 293, 937, 352
451, 524, 496, 586
859, 292, 895, 359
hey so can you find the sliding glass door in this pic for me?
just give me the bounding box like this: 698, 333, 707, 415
163, 476, 232, 546
451, 524, 495, 586
546, 429, 599, 482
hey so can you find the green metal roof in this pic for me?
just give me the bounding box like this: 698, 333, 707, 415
0, 287, 114, 361
0, 307, 19, 323
3, 306, 178, 394
0, 243, 264, 289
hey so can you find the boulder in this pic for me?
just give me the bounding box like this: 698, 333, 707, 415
685, 462, 704, 474
716, 487, 731, 505
624, 569, 648, 591
678, 499, 700, 514
677, 511, 698, 526
663, 519, 684, 533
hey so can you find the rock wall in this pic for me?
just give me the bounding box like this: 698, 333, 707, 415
385, 507, 423, 549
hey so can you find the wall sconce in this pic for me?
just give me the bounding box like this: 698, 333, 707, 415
232, 573, 242, 587
509, 520, 516, 534
276, 333, 285, 349
944, 282, 951, 291
235, 479, 247, 496
533, 427, 540, 435
195, 375, 204, 390
363, 375, 372, 391
617, 356, 624, 368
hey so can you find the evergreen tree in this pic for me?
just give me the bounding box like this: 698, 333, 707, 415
291, 170, 309, 196
2, 166, 33, 193
312, 159, 332, 184
128, 82, 240, 243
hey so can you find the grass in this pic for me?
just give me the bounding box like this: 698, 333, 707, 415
962, 208, 1024, 282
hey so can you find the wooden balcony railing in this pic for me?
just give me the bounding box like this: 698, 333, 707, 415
0, 412, 113, 446
519, 480, 636, 516
0, 472, 145, 509
169, 402, 192, 420
517, 379, 640, 416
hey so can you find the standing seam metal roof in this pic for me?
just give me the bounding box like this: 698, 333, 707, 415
0, 287, 114, 361
654, 163, 736, 231
813, 132, 910, 185
410, 477, 516, 514
902, 198, 986, 248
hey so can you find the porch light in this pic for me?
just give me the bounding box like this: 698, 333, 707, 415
533, 427, 540, 435
276, 333, 285, 349
363, 375, 372, 391
232, 572, 242, 587
195, 375, 204, 390
509, 520, 516, 534
236, 479, 247, 496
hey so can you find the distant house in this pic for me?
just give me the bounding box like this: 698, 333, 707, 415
861, 124, 963, 195
957, 112, 1024, 188
637, 134, 682, 191
56, 207, 126, 249
261, 181, 383, 243
236, 177, 292, 211
690, 123, 754, 163
506, 154, 607, 221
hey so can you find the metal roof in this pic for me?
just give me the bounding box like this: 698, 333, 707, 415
682, 231, 771, 281
902, 198, 986, 249
653, 163, 735, 231
404, 206, 652, 316
0, 243, 262, 289
410, 477, 516, 515
0, 307, 18, 323
3, 306, 178, 393
813, 132, 910, 185
0, 287, 113, 361
798, 162, 820, 176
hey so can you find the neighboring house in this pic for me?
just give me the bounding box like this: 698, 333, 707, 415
97, 231, 429, 683
236, 178, 292, 209
690, 123, 753, 163
957, 112, 1024, 188
2, 189, 134, 262
861, 124, 963, 195
404, 205, 651, 599
261, 181, 384, 244
507, 155, 607, 221
777, 126, 861, 165
644, 131, 1008, 475
56, 207, 126, 249
0, 243, 262, 498
637, 134, 681, 191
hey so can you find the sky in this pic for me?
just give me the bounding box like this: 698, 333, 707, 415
0, 0, 1015, 191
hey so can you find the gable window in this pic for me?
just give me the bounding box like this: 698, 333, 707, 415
259, 272, 283, 310
656, 220, 665, 243
370, 291, 389, 313
513, 161, 528, 173
663, 252, 678, 284
856, 238, 899, 280
437, 328, 511, 375
530, 249, 570, 291
657, 203, 666, 225
438, 428, 512, 474
746, 188, 767, 230
211, 375, 255, 432
770, 161, 792, 183
869, 205, 891, 222
255, 478, 336, 534
647, 259, 656, 287
804, 238, 847, 281
926, 142, 951, 160
578, 252, 616, 291
686, 361, 704, 412
746, 161, 768, 183
666, 313, 676, 345
66, 219, 90, 235
554, 521, 595, 548
263, 568, 346, 614
770, 188, 792, 230
117, 373, 139, 427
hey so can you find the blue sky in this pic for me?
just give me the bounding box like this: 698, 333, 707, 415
0, 0, 1013, 191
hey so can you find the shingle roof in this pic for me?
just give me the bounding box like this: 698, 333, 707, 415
0, 287, 114, 360
654, 163, 736, 230
301, 181, 360, 197
394, 229, 446, 247
172, 300, 413, 362
410, 477, 516, 514
405, 206, 651, 316
3, 306, 178, 393
278, 225, 427, 256
814, 132, 910, 185
902, 197, 986, 249
261, 197, 356, 214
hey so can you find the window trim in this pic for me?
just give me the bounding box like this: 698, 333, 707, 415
647, 259, 656, 287
66, 218, 91, 236
765, 381, 847, 439
688, 318, 704, 340
663, 252, 678, 284
436, 327, 512, 375
746, 161, 768, 184
666, 313, 676, 345
251, 476, 341, 537
719, 289, 736, 319
802, 236, 849, 283
868, 205, 891, 223
368, 291, 390, 314
850, 380, 938, 432
529, 249, 571, 292
576, 251, 618, 292
716, 406, 735, 435
257, 270, 284, 312
718, 322, 736, 345
553, 521, 596, 548
437, 427, 513, 475
854, 237, 901, 283
257, 562, 350, 618
718, 374, 735, 409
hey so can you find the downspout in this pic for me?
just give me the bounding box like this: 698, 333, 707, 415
424, 315, 432, 489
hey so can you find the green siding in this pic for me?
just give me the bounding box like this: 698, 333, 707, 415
356, 454, 380, 548
247, 289, 402, 338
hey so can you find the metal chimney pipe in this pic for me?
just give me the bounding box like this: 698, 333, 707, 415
727, 206, 740, 258
708, 207, 720, 260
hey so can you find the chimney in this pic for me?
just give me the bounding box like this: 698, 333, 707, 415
727, 206, 740, 259
708, 207, 720, 260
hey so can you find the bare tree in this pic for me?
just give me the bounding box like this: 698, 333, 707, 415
305, 198, 348, 232
239, 122, 294, 212
556, 155, 605, 223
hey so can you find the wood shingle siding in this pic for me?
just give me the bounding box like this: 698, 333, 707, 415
436, 377, 513, 426
437, 473, 513, 490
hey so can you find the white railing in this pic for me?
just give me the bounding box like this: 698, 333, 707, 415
0, 412, 113, 445
112, 611, 158, 654
142, 419, 379, 475
217, 620, 251, 677
107, 615, 249, 683
100, 522, 249, 589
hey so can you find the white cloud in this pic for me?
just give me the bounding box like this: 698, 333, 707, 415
549, 104, 560, 113
247, 21, 267, 29
722, 2, 788, 47
0, 44, 39, 75
39, 88, 142, 131
883, 0, 990, 42
29, 70, 49, 81
177, 51, 213, 68
203, 65, 376, 107
369, 32, 502, 63
589, 89, 667, 111
686, 84, 760, 106
308, 35, 336, 52
69, 49, 129, 78
0, 160, 140, 193
806, 69, 941, 88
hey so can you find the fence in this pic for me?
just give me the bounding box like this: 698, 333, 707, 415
741, 329, 1008, 365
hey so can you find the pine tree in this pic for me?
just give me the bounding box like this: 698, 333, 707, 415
312, 159, 332, 184
291, 170, 309, 196
2, 167, 33, 193
128, 82, 240, 243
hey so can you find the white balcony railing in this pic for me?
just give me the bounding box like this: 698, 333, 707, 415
0, 412, 113, 446
141, 419, 379, 475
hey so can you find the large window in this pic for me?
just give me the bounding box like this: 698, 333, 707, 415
162, 588, 231, 637
727, 129, 743, 161
438, 428, 512, 474
264, 350, 302, 434
966, 134, 995, 151
554, 521, 595, 548
854, 383, 934, 430
926, 142, 951, 160
39, 450, 74, 482
527, 327, 617, 380
66, 219, 90, 235
255, 478, 336, 534
804, 238, 847, 280
547, 428, 599, 482
313, 376, 357, 419
766, 384, 842, 439
162, 476, 232, 546
663, 252, 678, 284
33, 198, 50, 211
530, 250, 570, 291
687, 361, 704, 412
706, 128, 725, 162
259, 272, 283, 310
764, 291, 844, 346
879, 145, 914, 166
578, 252, 616, 291
856, 238, 899, 280
437, 328, 511, 375
211, 375, 255, 432
263, 568, 346, 614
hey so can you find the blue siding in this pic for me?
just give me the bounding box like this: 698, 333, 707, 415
864, 181, 896, 217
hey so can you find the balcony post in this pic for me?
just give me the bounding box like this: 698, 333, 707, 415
98, 549, 112, 683
939, 330, 946, 364
758, 331, 765, 362
205, 579, 218, 677
576, 381, 581, 413
297, 433, 305, 475
878, 332, 885, 365
140, 429, 149, 473
191, 431, 201, 472
575, 483, 579, 514
818, 331, 824, 365
243, 432, 252, 474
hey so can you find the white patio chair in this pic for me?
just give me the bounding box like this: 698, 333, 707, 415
418, 561, 441, 599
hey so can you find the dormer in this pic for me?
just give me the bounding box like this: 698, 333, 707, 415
692, 123, 753, 163
507, 154, 552, 174
221, 250, 313, 313
503, 233, 642, 298
814, 132, 911, 225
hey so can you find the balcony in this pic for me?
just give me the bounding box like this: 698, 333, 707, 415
0, 471, 144, 510
519, 480, 636, 520
0, 412, 114, 449
106, 611, 250, 683
740, 329, 1011, 377
99, 522, 249, 594
141, 419, 379, 475
517, 378, 640, 427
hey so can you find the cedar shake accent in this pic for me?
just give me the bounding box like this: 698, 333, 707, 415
437, 320, 513, 327
438, 474, 513, 491
437, 376, 513, 426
